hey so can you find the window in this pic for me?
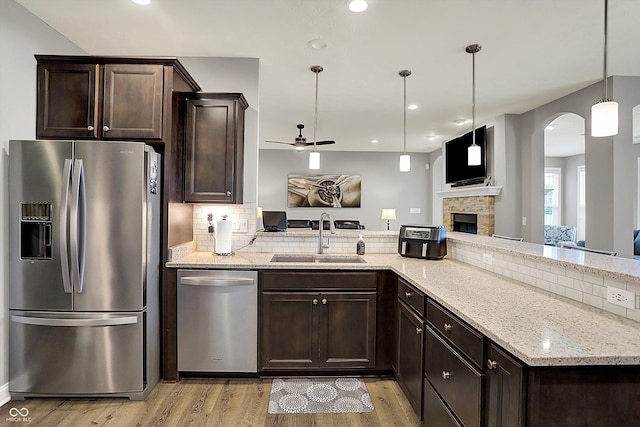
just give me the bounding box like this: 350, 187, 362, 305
577, 165, 586, 241
544, 168, 561, 226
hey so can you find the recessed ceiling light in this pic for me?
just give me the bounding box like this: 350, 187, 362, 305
132, 0, 150, 5
426, 135, 437, 141
453, 119, 468, 126
546, 124, 555, 130
307, 39, 327, 50
347, 0, 368, 12
370, 139, 379, 144
407, 104, 418, 110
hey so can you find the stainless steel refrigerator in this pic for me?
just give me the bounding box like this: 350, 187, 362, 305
8, 139, 161, 400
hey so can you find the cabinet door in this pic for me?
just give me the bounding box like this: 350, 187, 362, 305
319, 291, 376, 369
36, 62, 99, 139
486, 343, 525, 427
260, 292, 319, 369
397, 299, 425, 419
102, 64, 164, 140
184, 96, 244, 203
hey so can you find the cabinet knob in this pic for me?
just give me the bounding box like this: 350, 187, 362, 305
322, 299, 327, 305
443, 323, 453, 332
487, 359, 499, 370
405, 292, 412, 298
103, 125, 110, 132
87, 125, 94, 131
441, 371, 452, 380
416, 327, 422, 335
226, 191, 232, 196
313, 299, 318, 305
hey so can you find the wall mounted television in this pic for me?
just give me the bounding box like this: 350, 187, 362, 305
445, 125, 487, 187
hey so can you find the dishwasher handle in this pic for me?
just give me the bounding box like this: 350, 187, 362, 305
180, 277, 255, 287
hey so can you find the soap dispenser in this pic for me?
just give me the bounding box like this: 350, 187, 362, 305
356, 234, 365, 255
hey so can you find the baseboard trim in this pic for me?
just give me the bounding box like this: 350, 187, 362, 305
0, 382, 11, 406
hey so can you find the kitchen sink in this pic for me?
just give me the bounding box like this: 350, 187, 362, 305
270, 254, 366, 263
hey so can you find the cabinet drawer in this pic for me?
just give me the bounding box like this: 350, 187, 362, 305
426, 326, 484, 427
427, 299, 484, 368
423, 379, 463, 427
261, 271, 377, 290
398, 278, 425, 317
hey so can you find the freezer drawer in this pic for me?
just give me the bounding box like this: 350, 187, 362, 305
9, 311, 144, 396
178, 270, 258, 373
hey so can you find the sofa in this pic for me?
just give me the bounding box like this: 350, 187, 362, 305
544, 225, 577, 246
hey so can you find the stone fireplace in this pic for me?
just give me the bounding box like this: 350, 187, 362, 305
442, 195, 496, 236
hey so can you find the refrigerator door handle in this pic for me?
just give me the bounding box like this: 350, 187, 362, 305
180, 277, 255, 287
11, 315, 138, 327
59, 159, 73, 294
70, 159, 86, 293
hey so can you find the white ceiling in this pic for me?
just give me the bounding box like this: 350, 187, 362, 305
14, 0, 640, 153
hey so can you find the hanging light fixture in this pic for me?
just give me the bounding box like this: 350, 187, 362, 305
466, 44, 482, 166
399, 70, 411, 172
591, 0, 618, 137
309, 65, 324, 169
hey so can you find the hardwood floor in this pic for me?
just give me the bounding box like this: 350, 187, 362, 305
0, 378, 421, 427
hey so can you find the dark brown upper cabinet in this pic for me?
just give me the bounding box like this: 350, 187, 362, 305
181, 93, 248, 204
35, 55, 200, 142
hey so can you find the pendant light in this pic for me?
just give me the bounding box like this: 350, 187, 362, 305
309, 65, 324, 169
466, 44, 482, 166
399, 70, 411, 172
591, 0, 618, 137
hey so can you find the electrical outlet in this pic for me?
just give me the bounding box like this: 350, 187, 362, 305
482, 253, 493, 265
606, 287, 636, 309
522, 216, 527, 226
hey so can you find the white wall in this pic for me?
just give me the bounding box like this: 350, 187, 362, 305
0, 0, 85, 401
258, 150, 430, 231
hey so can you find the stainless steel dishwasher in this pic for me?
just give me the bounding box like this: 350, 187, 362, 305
177, 269, 258, 373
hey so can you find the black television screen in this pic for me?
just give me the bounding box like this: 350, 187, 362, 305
445, 126, 487, 186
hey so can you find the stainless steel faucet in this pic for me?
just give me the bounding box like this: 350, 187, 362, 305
318, 212, 336, 254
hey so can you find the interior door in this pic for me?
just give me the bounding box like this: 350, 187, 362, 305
9, 140, 73, 311
73, 140, 146, 311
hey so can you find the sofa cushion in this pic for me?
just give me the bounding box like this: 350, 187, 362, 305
544, 225, 577, 246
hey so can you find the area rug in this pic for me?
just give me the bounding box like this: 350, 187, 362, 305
268, 377, 374, 414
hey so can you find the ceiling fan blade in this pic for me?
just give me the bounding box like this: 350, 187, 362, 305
306, 140, 335, 146
265, 140, 294, 145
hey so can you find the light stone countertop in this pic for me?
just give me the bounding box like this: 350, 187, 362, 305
167, 250, 640, 367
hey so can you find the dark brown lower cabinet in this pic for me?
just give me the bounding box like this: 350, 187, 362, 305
396, 300, 425, 419
261, 289, 376, 371
486, 343, 525, 427
423, 379, 462, 427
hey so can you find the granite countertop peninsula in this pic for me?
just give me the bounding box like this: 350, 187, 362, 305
167, 247, 640, 368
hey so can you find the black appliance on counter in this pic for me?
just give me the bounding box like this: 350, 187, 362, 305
398, 225, 447, 260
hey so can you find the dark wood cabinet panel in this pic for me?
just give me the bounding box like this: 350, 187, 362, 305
486, 343, 525, 427
261, 292, 318, 369
36, 62, 99, 138
396, 299, 425, 419
319, 292, 376, 368
102, 64, 164, 140
182, 93, 247, 203
398, 278, 425, 317
423, 379, 462, 427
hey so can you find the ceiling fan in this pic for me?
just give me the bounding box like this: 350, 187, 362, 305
265, 124, 335, 151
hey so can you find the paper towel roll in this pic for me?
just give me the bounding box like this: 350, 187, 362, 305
215, 219, 233, 255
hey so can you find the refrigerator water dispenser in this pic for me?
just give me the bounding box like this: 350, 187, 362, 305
20, 202, 52, 260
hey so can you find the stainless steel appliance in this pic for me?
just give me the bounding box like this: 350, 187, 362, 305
177, 270, 258, 373
9, 140, 161, 400
398, 225, 447, 260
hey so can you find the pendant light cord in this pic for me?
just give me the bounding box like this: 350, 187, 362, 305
403, 73, 407, 155
472, 48, 476, 146
602, 0, 609, 101
313, 67, 319, 152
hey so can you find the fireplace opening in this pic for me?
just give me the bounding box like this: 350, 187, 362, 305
452, 213, 478, 234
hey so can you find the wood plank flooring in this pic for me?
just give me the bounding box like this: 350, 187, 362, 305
0, 378, 421, 427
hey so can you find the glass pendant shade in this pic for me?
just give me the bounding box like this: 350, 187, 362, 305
468, 143, 481, 166
591, 100, 618, 137
399, 154, 411, 172
309, 151, 320, 169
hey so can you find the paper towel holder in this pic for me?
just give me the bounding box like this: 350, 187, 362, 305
214, 214, 234, 256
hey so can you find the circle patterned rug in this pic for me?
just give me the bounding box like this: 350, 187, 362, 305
268, 378, 375, 414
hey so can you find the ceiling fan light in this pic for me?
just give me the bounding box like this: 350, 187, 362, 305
309, 151, 320, 169
591, 100, 618, 137
468, 143, 482, 166
399, 154, 411, 172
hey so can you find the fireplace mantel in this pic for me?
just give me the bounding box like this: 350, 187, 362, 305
436, 186, 502, 199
